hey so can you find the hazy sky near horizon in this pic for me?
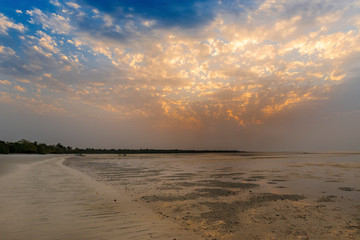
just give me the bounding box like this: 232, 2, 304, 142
0, 0, 360, 151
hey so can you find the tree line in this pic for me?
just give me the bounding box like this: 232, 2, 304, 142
0, 139, 241, 155
0, 139, 72, 154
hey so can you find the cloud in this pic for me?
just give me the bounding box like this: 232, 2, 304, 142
0, 79, 11, 85
0, 46, 15, 55
13, 0, 357, 129
1, 0, 360, 150
32, 45, 53, 57
36, 31, 60, 54
0, 12, 25, 35
50, 0, 61, 7
26, 8, 71, 34
14, 85, 26, 92
66, 2, 81, 9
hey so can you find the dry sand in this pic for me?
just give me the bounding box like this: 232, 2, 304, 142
64, 153, 360, 240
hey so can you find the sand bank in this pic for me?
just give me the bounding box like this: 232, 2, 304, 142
65, 153, 360, 240
0, 156, 199, 240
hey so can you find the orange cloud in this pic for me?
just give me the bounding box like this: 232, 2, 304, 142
0, 80, 11, 85
14, 85, 26, 92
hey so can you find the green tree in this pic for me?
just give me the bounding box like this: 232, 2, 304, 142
17, 139, 37, 153
37, 144, 48, 154
0, 141, 9, 154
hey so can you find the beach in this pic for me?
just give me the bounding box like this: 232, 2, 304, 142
1, 153, 359, 239
0, 155, 199, 240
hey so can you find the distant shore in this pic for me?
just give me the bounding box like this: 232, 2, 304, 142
0, 139, 242, 155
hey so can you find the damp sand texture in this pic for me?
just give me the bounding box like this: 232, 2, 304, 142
1, 153, 360, 240
0, 155, 198, 240
64, 152, 360, 240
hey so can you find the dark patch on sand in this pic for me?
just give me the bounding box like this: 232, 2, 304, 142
210, 173, 245, 178
196, 193, 305, 233
199, 201, 241, 232
338, 187, 355, 192
162, 173, 196, 181
249, 175, 266, 179
325, 180, 341, 183
198, 180, 258, 189
248, 193, 305, 204
142, 194, 192, 202
142, 188, 237, 202
244, 175, 267, 182
197, 188, 237, 197
177, 181, 199, 187
216, 167, 233, 171
317, 195, 337, 202
244, 178, 259, 182
156, 183, 184, 190
177, 180, 258, 189
271, 178, 287, 182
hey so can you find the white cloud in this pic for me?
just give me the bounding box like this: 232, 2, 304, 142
36, 30, 60, 54
0, 12, 25, 35
26, 9, 71, 34
50, 0, 61, 7
32, 45, 52, 57
142, 20, 156, 27
66, 2, 81, 9
102, 14, 114, 27
0, 46, 16, 55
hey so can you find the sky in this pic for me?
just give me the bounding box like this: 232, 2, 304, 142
0, 0, 360, 151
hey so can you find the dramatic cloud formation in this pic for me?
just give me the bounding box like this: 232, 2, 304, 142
0, 0, 359, 151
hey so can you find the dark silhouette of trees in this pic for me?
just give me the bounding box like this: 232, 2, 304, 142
0, 140, 69, 154
0, 139, 241, 155
8, 139, 36, 153
0, 141, 10, 154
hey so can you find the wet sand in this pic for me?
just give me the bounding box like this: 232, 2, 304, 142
0, 153, 359, 240
64, 153, 360, 240
0, 156, 199, 240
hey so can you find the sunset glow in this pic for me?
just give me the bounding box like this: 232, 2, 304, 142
1, 0, 360, 150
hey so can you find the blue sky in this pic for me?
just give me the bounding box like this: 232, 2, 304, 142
0, 0, 360, 151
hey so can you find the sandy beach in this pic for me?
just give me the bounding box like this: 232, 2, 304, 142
0, 153, 359, 240
64, 153, 360, 240
0, 155, 199, 240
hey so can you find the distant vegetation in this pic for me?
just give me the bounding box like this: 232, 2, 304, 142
0, 139, 72, 154
0, 139, 241, 154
